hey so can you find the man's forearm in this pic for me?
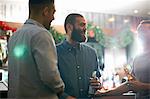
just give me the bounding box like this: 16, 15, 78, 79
104, 82, 129, 96
140, 82, 150, 90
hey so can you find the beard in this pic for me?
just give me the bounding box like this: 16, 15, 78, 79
44, 19, 52, 30
71, 28, 86, 42
44, 23, 51, 30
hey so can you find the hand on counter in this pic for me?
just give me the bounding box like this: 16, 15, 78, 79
95, 87, 113, 96
94, 82, 130, 96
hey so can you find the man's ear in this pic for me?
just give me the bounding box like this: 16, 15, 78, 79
66, 23, 73, 33
43, 6, 49, 16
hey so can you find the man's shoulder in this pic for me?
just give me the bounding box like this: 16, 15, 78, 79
23, 23, 48, 34
56, 42, 65, 53
80, 43, 96, 52
56, 42, 64, 48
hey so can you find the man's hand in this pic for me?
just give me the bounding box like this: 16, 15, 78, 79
90, 77, 101, 90
95, 88, 109, 96
66, 96, 76, 99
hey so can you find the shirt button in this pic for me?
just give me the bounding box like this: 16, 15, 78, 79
69, 49, 71, 51
77, 65, 80, 69
78, 77, 82, 80
80, 89, 83, 91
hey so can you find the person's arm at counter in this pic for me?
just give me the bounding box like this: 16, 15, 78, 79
128, 80, 150, 92
95, 80, 150, 96
95, 82, 129, 96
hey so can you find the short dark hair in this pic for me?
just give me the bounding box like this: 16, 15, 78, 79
64, 13, 84, 33
29, 0, 54, 5
29, 0, 54, 16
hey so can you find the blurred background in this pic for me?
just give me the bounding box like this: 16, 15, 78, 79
0, 0, 150, 91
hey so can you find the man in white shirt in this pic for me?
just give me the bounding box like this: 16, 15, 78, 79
8, 0, 64, 99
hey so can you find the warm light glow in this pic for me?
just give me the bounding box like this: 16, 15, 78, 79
108, 17, 115, 22
124, 19, 129, 23
134, 10, 139, 14
103, 47, 127, 89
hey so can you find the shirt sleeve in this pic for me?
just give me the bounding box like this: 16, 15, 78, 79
31, 30, 64, 93
59, 92, 70, 99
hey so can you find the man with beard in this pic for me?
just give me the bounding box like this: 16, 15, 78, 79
57, 13, 101, 99
8, 0, 64, 98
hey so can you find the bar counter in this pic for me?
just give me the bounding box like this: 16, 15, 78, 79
94, 92, 136, 99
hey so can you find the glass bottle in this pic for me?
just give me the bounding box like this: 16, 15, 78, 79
123, 64, 136, 81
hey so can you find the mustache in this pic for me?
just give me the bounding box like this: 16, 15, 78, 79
71, 29, 86, 42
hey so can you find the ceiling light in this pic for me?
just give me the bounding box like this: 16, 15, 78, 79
134, 10, 138, 14
124, 19, 129, 23
108, 17, 115, 22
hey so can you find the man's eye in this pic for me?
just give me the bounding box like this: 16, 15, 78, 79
80, 23, 86, 27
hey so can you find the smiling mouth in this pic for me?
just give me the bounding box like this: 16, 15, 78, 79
49, 21, 52, 26
81, 32, 85, 35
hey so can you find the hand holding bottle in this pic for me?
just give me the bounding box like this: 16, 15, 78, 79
88, 71, 102, 95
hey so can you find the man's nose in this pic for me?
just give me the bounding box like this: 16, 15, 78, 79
83, 27, 87, 32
